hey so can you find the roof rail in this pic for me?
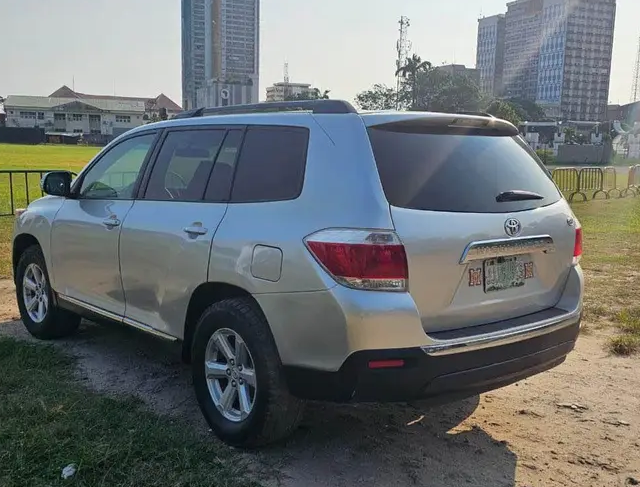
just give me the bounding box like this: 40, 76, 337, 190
172, 100, 357, 119
455, 111, 496, 118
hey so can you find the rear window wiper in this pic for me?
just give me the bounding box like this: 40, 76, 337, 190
496, 190, 544, 202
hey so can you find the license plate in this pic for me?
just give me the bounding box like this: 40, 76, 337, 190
483, 256, 531, 293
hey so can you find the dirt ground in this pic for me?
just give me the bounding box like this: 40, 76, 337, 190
0, 278, 638, 487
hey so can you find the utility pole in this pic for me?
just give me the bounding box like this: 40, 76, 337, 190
283, 61, 291, 100
395, 16, 411, 110
632, 34, 640, 103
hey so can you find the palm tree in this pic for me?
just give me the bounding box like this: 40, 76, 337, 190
315, 89, 330, 100
395, 54, 432, 109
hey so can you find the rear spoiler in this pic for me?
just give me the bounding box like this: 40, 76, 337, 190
363, 113, 519, 137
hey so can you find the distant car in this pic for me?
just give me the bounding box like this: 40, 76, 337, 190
12, 100, 584, 447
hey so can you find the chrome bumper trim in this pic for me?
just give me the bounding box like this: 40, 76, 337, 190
421, 307, 581, 356
459, 235, 555, 264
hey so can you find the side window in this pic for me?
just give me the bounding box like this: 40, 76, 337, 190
145, 129, 226, 201
79, 134, 155, 199
230, 127, 309, 203
204, 130, 244, 202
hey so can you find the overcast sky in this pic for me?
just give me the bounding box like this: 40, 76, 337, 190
1, 0, 637, 106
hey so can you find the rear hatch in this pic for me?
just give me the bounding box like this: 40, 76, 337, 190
365, 113, 578, 333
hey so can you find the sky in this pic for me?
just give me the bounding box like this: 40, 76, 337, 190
1, 0, 638, 107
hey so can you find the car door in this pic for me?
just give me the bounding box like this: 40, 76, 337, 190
119, 127, 243, 337
50, 132, 158, 316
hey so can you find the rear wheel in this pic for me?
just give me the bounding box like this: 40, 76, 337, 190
191, 297, 304, 447
15, 245, 81, 339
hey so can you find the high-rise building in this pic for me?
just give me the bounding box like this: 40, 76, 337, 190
182, 0, 207, 110
549, 0, 615, 121
481, 0, 616, 121
476, 15, 506, 97
182, 0, 260, 110
503, 0, 545, 101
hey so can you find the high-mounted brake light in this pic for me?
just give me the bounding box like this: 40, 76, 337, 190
573, 227, 582, 265
304, 229, 408, 291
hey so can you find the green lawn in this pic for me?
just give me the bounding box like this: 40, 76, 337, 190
0, 338, 260, 487
0, 144, 99, 277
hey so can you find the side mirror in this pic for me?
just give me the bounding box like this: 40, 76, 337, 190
41, 171, 72, 197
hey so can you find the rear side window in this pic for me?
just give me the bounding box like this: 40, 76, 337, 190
231, 126, 309, 203
368, 128, 561, 213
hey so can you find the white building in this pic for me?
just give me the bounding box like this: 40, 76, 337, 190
3, 86, 182, 137
498, 0, 616, 121
265, 82, 314, 102
476, 14, 506, 97
182, 0, 260, 109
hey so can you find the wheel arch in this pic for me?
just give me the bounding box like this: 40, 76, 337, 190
182, 282, 271, 364
13, 233, 41, 282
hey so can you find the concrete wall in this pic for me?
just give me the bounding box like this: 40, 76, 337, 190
557, 144, 613, 165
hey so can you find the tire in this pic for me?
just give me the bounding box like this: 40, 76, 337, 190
15, 245, 81, 340
191, 297, 304, 448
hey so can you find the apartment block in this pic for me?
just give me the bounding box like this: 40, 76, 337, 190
265, 82, 315, 102
481, 0, 616, 121
182, 0, 260, 110
476, 15, 506, 97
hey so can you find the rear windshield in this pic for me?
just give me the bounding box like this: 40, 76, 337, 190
367, 127, 561, 213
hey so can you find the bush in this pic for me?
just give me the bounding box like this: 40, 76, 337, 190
536, 149, 556, 165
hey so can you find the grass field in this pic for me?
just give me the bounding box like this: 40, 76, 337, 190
0, 337, 259, 487
0, 144, 100, 277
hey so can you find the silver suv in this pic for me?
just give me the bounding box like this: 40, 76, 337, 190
13, 100, 583, 447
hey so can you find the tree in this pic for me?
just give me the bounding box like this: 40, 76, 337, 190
429, 74, 482, 113
486, 99, 522, 126
354, 84, 398, 111
507, 98, 548, 121
396, 54, 432, 109
563, 127, 577, 144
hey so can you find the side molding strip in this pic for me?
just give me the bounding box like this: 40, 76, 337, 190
58, 295, 178, 342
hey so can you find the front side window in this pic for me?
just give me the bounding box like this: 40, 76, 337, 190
145, 129, 226, 202
79, 133, 155, 199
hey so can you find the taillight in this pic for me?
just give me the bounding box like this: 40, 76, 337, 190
304, 229, 408, 291
573, 227, 582, 265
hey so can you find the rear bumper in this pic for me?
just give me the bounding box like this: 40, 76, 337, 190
284, 311, 580, 403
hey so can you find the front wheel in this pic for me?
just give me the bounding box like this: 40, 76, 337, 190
191, 298, 304, 448
15, 245, 81, 339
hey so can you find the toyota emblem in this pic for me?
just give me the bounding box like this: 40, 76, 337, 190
504, 218, 522, 237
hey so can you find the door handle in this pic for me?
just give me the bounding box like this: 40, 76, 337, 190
183, 225, 208, 236
102, 218, 121, 228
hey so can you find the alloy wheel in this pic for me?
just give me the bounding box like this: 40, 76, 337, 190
22, 263, 48, 323
205, 328, 257, 422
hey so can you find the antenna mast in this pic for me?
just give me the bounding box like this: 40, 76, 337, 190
632, 35, 640, 103
395, 16, 411, 109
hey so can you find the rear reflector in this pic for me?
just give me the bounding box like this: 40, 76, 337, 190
304, 229, 408, 291
573, 227, 582, 265
368, 359, 405, 369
